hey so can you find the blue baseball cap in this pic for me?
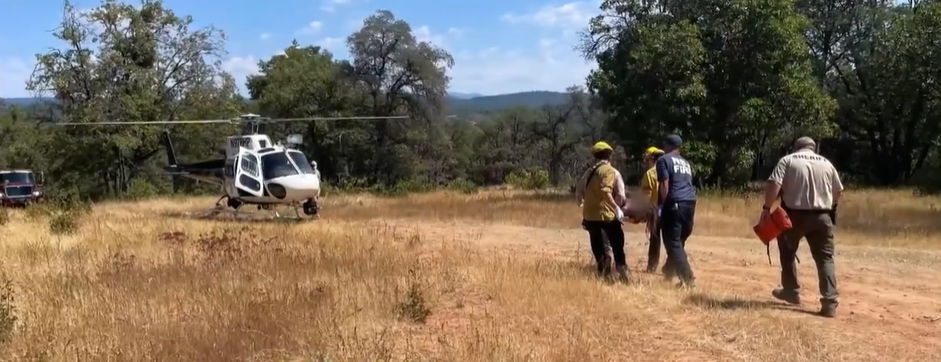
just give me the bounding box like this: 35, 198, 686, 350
664, 134, 683, 148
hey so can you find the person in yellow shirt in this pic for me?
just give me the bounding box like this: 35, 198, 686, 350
640, 146, 665, 273
579, 141, 630, 282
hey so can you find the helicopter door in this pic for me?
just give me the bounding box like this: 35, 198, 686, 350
234, 148, 264, 197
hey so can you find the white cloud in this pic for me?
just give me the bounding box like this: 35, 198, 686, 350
221, 56, 260, 95
447, 27, 465, 38
414, 25, 446, 46
259, 32, 273, 40
296, 21, 324, 36
0, 57, 32, 98
320, 0, 353, 13
316, 37, 344, 52
449, 41, 596, 95
502, 1, 598, 31
463, 2, 599, 94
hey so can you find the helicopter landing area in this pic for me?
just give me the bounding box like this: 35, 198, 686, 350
1, 191, 939, 361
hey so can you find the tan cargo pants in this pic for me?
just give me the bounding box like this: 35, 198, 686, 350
777, 210, 839, 302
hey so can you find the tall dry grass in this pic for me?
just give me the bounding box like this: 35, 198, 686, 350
0, 189, 936, 360
325, 188, 941, 248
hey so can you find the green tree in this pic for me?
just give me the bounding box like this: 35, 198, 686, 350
532, 86, 603, 186
582, 0, 836, 186
248, 42, 351, 118
808, 1, 941, 184
246, 43, 366, 181
470, 107, 541, 184
0, 105, 52, 171
347, 10, 455, 185
27, 0, 237, 198
247, 10, 457, 187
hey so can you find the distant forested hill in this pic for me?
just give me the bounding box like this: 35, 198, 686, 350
4, 92, 568, 116
446, 91, 568, 115
447, 92, 483, 100
0, 97, 55, 107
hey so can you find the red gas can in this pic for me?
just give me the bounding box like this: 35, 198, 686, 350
754, 207, 793, 244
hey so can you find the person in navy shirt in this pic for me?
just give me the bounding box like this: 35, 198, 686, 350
655, 134, 697, 287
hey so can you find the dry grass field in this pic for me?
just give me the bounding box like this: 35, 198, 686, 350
0, 189, 939, 361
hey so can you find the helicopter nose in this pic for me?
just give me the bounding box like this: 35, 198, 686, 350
270, 174, 320, 201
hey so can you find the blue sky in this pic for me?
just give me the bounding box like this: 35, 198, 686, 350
0, 0, 600, 97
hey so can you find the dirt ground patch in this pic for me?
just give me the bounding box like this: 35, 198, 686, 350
378, 217, 941, 361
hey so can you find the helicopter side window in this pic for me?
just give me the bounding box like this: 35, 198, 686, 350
240, 155, 260, 178
288, 152, 316, 175
262, 152, 299, 179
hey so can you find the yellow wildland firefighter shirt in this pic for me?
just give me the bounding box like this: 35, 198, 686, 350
582, 162, 618, 222
640, 166, 659, 206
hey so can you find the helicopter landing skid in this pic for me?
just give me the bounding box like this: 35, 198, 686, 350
193, 195, 318, 222
212, 195, 243, 210
214, 195, 228, 209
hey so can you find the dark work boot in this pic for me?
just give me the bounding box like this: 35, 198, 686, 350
676, 278, 696, 289
662, 263, 675, 282
772, 288, 801, 305
819, 300, 838, 318
616, 265, 632, 284
597, 253, 614, 279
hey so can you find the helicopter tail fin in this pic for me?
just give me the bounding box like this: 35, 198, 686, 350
162, 130, 179, 167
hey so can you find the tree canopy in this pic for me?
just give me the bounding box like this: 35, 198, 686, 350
4, 0, 941, 198
583, 0, 836, 186
26, 0, 239, 197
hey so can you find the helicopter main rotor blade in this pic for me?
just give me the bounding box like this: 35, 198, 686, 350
54, 116, 409, 126
56, 119, 237, 126
263, 116, 410, 123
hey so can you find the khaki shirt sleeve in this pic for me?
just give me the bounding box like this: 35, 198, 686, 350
600, 167, 615, 193
769, 157, 788, 185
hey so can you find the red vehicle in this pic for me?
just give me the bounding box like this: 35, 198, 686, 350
0, 170, 45, 207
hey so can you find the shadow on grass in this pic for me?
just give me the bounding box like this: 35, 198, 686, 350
161, 208, 316, 224
684, 293, 818, 316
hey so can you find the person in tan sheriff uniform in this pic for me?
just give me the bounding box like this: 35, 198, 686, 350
762, 137, 844, 317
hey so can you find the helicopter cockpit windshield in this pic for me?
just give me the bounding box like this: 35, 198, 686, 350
261, 151, 317, 179
262, 152, 299, 179
288, 151, 316, 175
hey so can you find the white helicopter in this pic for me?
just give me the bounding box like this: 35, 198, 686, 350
60, 113, 407, 218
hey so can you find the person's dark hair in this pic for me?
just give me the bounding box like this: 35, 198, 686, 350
593, 149, 613, 160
